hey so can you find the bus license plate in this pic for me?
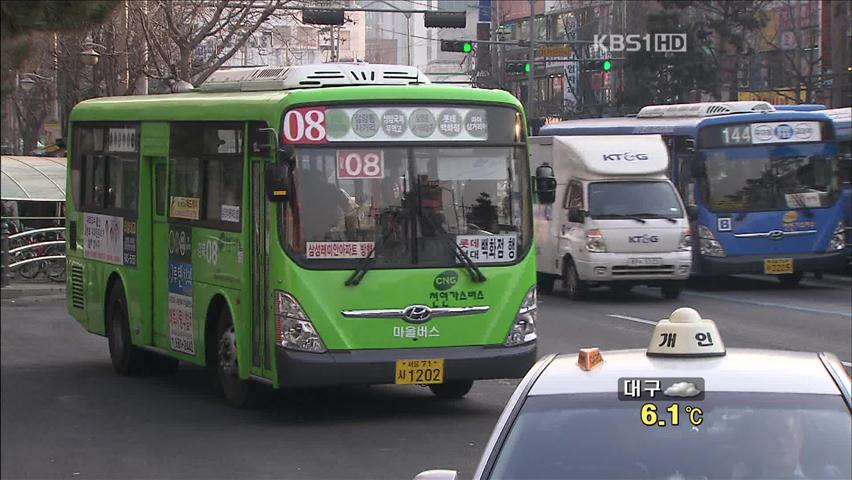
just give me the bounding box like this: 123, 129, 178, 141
395, 359, 444, 385
628, 257, 663, 266
764, 258, 794, 274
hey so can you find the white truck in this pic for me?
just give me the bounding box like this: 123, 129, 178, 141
530, 135, 693, 300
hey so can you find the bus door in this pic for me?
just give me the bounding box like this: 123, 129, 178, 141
249, 123, 271, 374
151, 156, 171, 349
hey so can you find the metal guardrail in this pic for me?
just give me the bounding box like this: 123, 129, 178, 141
1, 223, 66, 285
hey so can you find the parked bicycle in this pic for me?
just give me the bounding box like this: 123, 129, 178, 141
5, 223, 65, 282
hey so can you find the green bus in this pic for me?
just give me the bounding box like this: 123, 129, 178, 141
65, 63, 539, 407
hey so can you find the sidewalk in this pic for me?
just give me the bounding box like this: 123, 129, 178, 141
1, 282, 66, 301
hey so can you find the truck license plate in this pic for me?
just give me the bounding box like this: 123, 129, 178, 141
395, 359, 444, 385
628, 257, 663, 266
764, 258, 794, 274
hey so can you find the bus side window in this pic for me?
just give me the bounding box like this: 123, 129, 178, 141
170, 122, 243, 228
76, 124, 139, 215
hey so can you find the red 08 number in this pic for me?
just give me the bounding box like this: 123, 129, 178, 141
338, 150, 384, 179
283, 107, 327, 144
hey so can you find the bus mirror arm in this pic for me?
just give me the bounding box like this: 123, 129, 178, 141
686, 205, 698, 222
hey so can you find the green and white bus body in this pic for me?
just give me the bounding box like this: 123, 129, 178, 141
65, 64, 537, 405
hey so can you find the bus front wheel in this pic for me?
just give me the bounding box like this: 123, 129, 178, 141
429, 380, 473, 400
214, 309, 257, 408
107, 284, 145, 376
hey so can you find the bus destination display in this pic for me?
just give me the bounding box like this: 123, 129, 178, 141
701, 121, 822, 148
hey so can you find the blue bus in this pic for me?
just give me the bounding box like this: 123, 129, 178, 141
540, 101, 849, 285
819, 107, 851, 263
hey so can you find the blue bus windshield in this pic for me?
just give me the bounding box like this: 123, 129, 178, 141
701, 143, 840, 213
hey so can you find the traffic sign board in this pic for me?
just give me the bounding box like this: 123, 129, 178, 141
538, 46, 572, 57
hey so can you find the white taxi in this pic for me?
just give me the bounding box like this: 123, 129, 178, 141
415, 308, 852, 480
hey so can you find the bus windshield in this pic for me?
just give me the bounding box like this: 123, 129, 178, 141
588, 181, 683, 219
701, 144, 840, 213
281, 145, 531, 268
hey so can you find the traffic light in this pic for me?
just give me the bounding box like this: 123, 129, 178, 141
505, 62, 531, 74
586, 60, 613, 72
424, 11, 467, 28
302, 8, 345, 26
441, 40, 473, 53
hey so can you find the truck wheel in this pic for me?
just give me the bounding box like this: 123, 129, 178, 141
537, 273, 555, 294
429, 380, 474, 400
661, 282, 683, 300
107, 284, 145, 376
214, 309, 257, 408
778, 272, 803, 287
563, 260, 587, 300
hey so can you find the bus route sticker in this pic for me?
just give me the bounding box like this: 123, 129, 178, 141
306, 241, 375, 259
456, 234, 518, 263
170, 196, 200, 220
168, 225, 194, 355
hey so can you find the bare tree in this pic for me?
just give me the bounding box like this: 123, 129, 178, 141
758, 0, 823, 104
134, 0, 286, 86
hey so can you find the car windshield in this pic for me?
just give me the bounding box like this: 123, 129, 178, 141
280, 146, 530, 268
701, 144, 840, 213
487, 392, 851, 480
588, 181, 683, 218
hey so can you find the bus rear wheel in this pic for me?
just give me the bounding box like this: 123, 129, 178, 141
214, 309, 257, 408
429, 380, 474, 400
107, 284, 145, 376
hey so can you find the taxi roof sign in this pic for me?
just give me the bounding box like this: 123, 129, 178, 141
647, 307, 726, 357
577, 347, 604, 371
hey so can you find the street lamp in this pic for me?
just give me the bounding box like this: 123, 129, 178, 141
79, 41, 108, 66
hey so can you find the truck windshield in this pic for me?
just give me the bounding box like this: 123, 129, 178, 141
701, 144, 840, 213
588, 181, 683, 219
280, 146, 531, 268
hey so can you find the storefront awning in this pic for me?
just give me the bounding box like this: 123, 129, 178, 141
1, 156, 67, 201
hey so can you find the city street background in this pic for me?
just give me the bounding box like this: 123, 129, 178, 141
2, 274, 849, 480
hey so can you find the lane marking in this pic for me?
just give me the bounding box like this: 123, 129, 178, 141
607, 314, 658, 326
682, 290, 852, 317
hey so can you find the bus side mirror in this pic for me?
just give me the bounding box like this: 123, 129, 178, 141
535, 163, 557, 204
686, 205, 698, 221
266, 162, 291, 202
567, 207, 586, 223
689, 159, 705, 178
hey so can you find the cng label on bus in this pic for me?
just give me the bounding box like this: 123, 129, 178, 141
283, 107, 328, 144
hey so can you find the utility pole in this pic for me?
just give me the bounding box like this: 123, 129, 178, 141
527, 0, 535, 123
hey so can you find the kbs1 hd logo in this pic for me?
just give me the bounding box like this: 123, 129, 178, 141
593, 34, 687, 53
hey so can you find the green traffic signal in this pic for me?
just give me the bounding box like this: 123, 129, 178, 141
602, 60, 613, 71
524, 63, 531, 73
463, 42, 472, 53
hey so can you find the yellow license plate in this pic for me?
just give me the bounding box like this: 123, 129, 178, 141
395, 358, 444, 385
764, 258, 794, 274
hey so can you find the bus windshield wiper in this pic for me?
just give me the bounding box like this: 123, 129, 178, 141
593, 213, 646, 223
422, 214, 486, 283
345, 215, 402, 287
635, 213, 678, 223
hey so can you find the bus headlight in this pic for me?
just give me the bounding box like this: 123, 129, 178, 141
275, 291, 327, 353
698, 225, 725, 257
504, 286, 537, 347
585, 229, 607, 253
827, 221, 846, 252
678, 228, 692, 252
